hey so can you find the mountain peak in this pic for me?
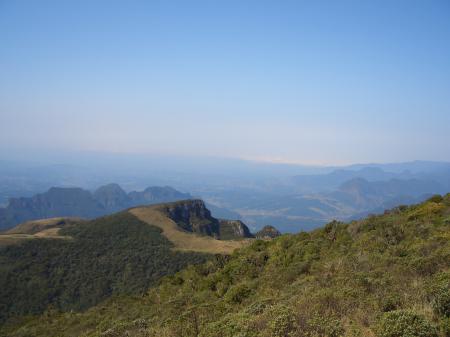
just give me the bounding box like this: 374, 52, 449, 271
95, 183, 125, 193
255, 225, 281, 239
93, 183, 128, 209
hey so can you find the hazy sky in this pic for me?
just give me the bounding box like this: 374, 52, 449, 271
1, 0, 450, 165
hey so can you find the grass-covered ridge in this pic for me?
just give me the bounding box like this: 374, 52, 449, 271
129, 202, 250, 254
2, 195, 450, 337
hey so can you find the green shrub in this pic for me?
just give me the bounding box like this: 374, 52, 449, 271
268, 305, 297, 337
245, 301, 268, 315
428, 272, 450, 317
380, 294, 402, 312
305, 314, 344, 337
439, 317, 450, 337
200, 312, 258, 337
377, 310, 437, 337
225, 284, 252, 304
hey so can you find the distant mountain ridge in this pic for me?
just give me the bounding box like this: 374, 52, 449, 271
228, 165, 450, 232
2, 160, 450, 233
0, 184, 192, 230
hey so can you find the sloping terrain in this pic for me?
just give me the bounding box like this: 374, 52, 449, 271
0, 200, 254, 323
2, 194, 449, 336
4, 217, 83, 235
0, 218, 80, 247
0, 212, 209, 323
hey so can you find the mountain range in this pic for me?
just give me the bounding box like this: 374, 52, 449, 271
217, 165, 450, 232
0, 184, 191, 231
1, 159, 450, 232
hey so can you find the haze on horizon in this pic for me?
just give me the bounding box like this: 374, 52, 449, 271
1, 0, 450, 165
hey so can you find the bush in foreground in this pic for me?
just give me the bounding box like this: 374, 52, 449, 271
377, 310, 437, 337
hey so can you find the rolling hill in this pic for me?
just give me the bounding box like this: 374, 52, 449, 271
0, 199, 253, 323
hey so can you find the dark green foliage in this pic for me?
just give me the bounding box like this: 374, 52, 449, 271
225, 283, 252, 304
381, 294, 403, 312
0, 212, 208, 322
377, 310, 438, 337
440, 317, 450, 337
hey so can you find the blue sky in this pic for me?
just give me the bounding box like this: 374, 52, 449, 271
1, 0, 449, 165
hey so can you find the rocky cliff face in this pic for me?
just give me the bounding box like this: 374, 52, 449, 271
219, 220, 254, 240
161, 199, 253, 240
163, 199, 221, 237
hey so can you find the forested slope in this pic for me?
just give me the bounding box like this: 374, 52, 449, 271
0, 212, 209, 322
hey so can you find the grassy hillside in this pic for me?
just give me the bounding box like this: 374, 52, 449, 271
0, 212, 209, 323
0, 218, 82, 247
4, 217, 83, 235
2, 194, 449, 336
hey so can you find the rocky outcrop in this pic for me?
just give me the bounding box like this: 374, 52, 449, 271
161, 199, 253, 240
255, 225, 281, 239
219, 220, 254, 240
163, 199, 221, 237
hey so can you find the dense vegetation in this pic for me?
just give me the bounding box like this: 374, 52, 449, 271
0, 212, 209, 322
1, 195, 450, 337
